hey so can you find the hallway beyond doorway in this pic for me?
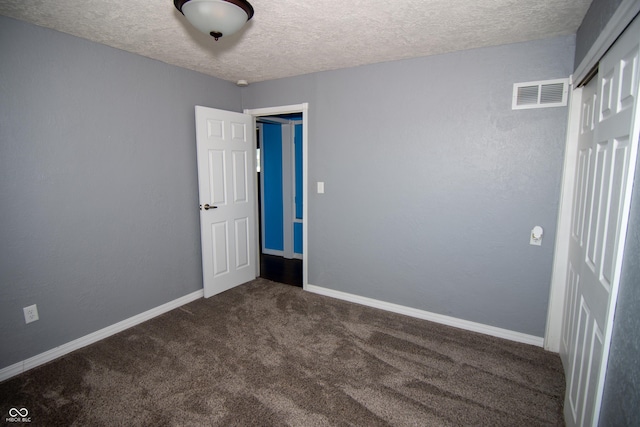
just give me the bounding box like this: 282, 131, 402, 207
260, 254, 302, 287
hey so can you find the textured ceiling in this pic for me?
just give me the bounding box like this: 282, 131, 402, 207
0, 0, 592, 83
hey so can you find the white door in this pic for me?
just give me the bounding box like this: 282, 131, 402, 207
195, 106, 256, 298
561, 17, 640, 427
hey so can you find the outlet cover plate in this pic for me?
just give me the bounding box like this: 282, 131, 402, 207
23, 304, 39, 324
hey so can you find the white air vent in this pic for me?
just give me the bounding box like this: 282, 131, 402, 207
512, 78, 569, 110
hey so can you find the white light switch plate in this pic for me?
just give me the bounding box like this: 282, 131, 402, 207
317, 182, 325, 194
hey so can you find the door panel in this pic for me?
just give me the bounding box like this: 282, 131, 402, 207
209, 150, 226, 205
212, 221, 229, 277
233, 150, 248, 203
235, 217, 250, 268
196, 106, 256, 298
561, 264, 579, 354
561, 17, 640, 426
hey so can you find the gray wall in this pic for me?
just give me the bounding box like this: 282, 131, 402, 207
0, 16, 241, 369
0, 13, 578, 371
575, 0, 624, 67
242, 35, 575, 337
577, 0, 640, 423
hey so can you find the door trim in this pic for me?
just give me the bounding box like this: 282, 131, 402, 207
574, 0, 640, 86
545, 84, 583, 352
244, 103, 309, 288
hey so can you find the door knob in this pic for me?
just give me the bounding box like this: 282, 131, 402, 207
203, 203, 217, 210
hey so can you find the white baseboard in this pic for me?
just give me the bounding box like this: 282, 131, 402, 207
262, 248, 284, 257
1, 284, 544, 383
262, 249, 303, 260
0, 289, 204, 383
305, 284, 544, 347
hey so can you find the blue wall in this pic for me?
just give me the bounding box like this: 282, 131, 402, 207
294, 123, 303, 254
295, 124, 304, 221
262, 123, 284, 252
262, 122, 303, 255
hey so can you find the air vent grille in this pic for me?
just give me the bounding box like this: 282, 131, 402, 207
540, 83, 565, 104
517, 85, 540, 106
513, 78, 569, 109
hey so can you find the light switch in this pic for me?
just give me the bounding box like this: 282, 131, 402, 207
317, 182, 325, 194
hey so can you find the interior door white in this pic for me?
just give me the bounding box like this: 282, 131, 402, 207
195, 106, 256, 298
561, 16, 640, 427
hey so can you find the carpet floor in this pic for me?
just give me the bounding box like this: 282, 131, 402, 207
0, 279, 565, 426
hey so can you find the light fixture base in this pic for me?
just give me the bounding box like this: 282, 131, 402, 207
174, 0, 254, 41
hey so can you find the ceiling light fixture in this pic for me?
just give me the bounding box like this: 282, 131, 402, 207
174, 0, 254, 41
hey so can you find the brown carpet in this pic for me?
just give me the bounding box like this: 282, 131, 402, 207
0, 279, 565, 426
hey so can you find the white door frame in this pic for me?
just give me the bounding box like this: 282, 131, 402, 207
244, 103, 309, 288
545, 82, 582, 351
545, 0, 640, 353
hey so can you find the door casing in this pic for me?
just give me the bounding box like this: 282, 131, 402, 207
244, 103, 309, 288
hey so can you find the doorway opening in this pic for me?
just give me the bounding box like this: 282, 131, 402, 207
244, 104, 309, 289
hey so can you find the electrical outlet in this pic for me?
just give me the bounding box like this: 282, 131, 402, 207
23, 304, 39, 324
530, 226, 544, 246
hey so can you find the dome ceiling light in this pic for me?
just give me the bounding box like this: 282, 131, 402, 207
174, 0, 254, 41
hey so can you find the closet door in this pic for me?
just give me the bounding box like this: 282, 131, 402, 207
561, 17, 640, 427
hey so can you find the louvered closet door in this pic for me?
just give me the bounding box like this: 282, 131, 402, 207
561, 16, 640, 427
